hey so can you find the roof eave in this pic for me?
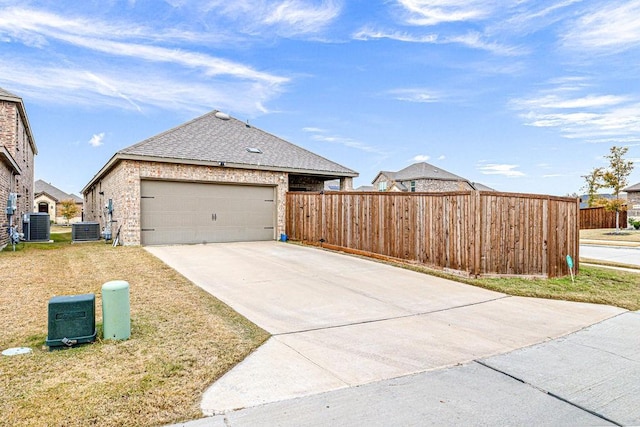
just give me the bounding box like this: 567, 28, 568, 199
35, 191, 59, 202
0, 146, 22, 174
82, 153, 358, 194
1, 93, 38, 156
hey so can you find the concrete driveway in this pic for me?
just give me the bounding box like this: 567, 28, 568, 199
148, 242, 631, 424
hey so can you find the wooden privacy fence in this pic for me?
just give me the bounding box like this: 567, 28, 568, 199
286, 191, 580, 278
580, 206, 627, 229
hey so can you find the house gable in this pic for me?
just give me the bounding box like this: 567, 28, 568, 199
371, 162, 478, 193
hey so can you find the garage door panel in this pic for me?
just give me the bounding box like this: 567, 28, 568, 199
140, 180, 276, 245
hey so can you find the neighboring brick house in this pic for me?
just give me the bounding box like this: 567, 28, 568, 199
0, 87, 37, 248
34, 180, 83, 224
624, 183, 640, 224
372, 162, 492, 192
82, 110, 358, 246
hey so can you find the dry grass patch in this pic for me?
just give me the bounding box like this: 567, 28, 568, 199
0, 235, 268, 427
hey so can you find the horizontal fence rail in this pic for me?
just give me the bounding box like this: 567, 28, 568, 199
286, 191, 579, 278
580, 206, 627, 229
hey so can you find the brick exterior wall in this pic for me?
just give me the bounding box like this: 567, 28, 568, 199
372, 174, 474, 193
289, 175, 325, 191
83, 160, 291, 245
627, 191, 640, 225
0, 99, 35, 248
404, 179, 474, 192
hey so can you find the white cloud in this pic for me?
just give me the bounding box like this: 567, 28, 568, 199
0, 7, 289, 115
196, 0, 340, 36
302, 127, 326, 133
89, 133, 105, 147
0, 9, 287, 86
397, 0, 495, 26
388, 88, 440, 103
353, 27, 521, 55
562, 1, 640, 53
514, 94, 629, 110
437, 155, 445, 160
478, 164, 525, 177
0, 58, 281, 115
412, 155, 430, 162
263, 0, 341, 34
511, 80, 640, 143
304, 127, 387, 155
353, 27, 438, 43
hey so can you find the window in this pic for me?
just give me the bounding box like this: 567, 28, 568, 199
410, 181, 416, 192
378, 181, 387, 191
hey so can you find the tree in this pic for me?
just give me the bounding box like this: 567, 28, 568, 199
60, 199, 80, 225
581, 167, 604, 207
602, 146, 634, 231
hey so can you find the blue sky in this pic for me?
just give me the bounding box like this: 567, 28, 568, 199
1, 0, 640, 196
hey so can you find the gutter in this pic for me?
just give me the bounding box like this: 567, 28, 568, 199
82, 153, 359, 194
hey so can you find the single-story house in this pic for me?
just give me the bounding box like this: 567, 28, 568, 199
372, 162, 494, 192
82, 110, 358, 246
624, 183, 640, 222
579, 193, 627, 209
0, 87, 37, 248
34, 180, 83, 224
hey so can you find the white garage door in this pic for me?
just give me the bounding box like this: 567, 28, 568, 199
140, 180, 276, 245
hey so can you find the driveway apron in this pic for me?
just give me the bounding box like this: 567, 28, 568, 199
146, 242, 625, 416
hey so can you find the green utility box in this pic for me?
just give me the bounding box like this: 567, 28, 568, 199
102, 280, 130, 340
46, 293, 97, 349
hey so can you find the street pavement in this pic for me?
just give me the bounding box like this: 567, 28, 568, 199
580, 244, 640, 267
149, 242, 637, 426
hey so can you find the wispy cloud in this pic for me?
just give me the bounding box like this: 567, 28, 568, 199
0, 58, 280, 115
353, 27, 437, 43
302, 127, 326, 133
562, 1, 640, 53
0, 8, 287, 85
88, 133, 105, 147
0, 7, 289, 114
263, 0, 341, 35
353, 27, 521, 55
478, 163, 525, 177
492, 0, 583, 36
412, 155, 430, 162
196, 0, 341, 37
303, 127, 387, 155
388, 88, 441, 103
397, 0, 495, 26
511, 79, 640, 143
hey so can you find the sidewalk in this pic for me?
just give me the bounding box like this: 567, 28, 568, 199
581, 239, 640, 248
170, 311, 639, 427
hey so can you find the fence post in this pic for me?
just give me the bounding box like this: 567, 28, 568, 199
470, 191, 482, 277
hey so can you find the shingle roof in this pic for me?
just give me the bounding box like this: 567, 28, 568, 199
395, 162, 468, 181
472, 182, 496, 192
35, 180, 82, 202
624, 183, 640, 192
0, 87, 20, 101
119, 110, 357, 176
